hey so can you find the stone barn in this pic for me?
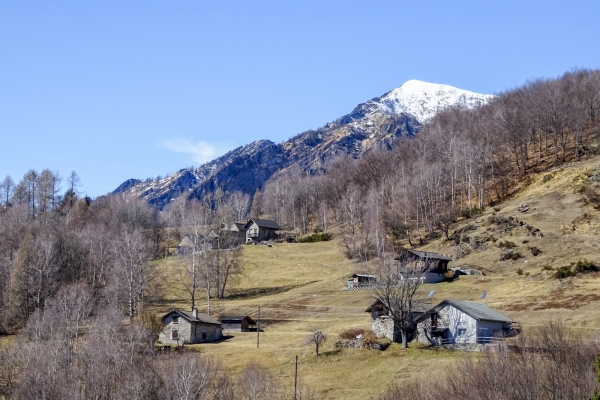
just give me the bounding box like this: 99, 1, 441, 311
414, 300, 513, 346
220, 315, 256, 332
244, 219, 281, 243
159, 308, 222, 345
365, 300, 431, 343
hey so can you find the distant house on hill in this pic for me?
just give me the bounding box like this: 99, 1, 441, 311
365, 300, 431, 343
177, 236, 194, 255
220, 315, 256, 332
346, 273, 377, 290
227, 222, 247, 242
414, 300, 513, 346
177, 233, 218, 255
244, 218, 281, 243
397, 250, 453, 283
159, 308, 222, 345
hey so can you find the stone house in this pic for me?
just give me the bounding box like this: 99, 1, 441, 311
396, 250, 453, 283
243, 219, 281, 244
177, 234, 218, 255
159, 308, 222, 345
228, 222, 247, 242
414, 300, 513, 345
177, 236, 194, 255
220, 315, 256, 332
365, 300, 431, 342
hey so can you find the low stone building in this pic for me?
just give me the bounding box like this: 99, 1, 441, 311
365, 300, 431, 343
220, 315, 256, 332
159, 308, 222, 345
414, 300, 513, 346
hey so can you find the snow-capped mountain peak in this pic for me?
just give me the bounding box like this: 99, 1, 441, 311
375, 79, 494, 123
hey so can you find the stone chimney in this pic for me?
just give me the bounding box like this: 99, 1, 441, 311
192, 307, 198, 318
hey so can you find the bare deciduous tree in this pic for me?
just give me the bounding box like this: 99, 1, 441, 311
304, 328, 328, 356
372, 253, 427, 348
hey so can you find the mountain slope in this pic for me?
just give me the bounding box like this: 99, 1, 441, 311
114, 80, 493, 208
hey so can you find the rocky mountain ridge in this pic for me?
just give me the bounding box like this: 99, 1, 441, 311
114, 81, 493, 209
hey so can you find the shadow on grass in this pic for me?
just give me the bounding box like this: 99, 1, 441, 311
320, 348, 343, 357
225, 281, 319, 300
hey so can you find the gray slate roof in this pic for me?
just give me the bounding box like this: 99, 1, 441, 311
245, 219, 281, 230
163, 309, 221, 325
408, 250, 453, 261
365, 300, 432, 314
230, 222, 246, 231
220, 315, 256, 324
415, 300, 512, 323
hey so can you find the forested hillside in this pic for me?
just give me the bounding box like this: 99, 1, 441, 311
260, 69, 600, 259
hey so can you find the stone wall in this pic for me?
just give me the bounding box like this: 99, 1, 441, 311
191, 322, 222, 342
370, 313, 394, 341
159, 314, 223, 345
159, 317, 193, 345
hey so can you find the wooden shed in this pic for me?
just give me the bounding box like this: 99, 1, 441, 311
347, 273, 377, 289
220, 315, 256, 332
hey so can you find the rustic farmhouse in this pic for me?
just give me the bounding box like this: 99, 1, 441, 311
244, 218, 281, 243
397, 250, 452, 283
365, 300, 431, 343
414, 300, 513, 346
220, 315, 256, 332
159, 308, 223, 345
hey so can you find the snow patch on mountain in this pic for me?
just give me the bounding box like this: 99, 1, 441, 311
376, 79, 494, 123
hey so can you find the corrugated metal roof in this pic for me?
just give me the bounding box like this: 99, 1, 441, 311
415, 300, 512, 323
445, 300, 512, 323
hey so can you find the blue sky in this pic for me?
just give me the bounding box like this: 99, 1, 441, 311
1, 1, 599, 197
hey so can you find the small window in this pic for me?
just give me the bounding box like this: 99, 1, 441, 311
172, 330, 179, 340
457, 328, 466, 336
202, 332, 207, 340
173, 316, 179, 324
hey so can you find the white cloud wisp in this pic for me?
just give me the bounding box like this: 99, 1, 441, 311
162, 139, 222, 164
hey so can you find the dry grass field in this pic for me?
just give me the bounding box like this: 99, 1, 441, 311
154, 241, 466, 399
150, 156, 600, 399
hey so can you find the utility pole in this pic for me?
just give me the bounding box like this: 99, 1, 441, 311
294, 355, 298, 400
257, 305, 260, 348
